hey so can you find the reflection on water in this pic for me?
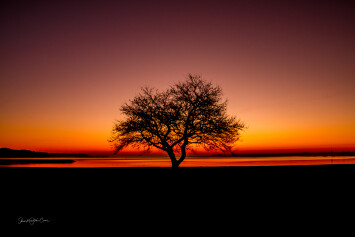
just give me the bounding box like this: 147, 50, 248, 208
1, 156, 355, 167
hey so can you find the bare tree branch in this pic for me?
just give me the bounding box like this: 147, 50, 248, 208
109, 74, 245, 167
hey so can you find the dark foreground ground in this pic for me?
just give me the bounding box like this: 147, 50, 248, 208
1, 165, 354, 234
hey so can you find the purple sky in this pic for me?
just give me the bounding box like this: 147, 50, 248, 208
1, 0, 354, 154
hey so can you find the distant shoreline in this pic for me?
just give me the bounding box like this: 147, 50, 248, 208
0, 159, 76, 165
0, 148, 90, 158
1, 147, 355, 159
215, 151, 355, 157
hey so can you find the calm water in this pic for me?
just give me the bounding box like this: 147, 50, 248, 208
1, 156, 355, 167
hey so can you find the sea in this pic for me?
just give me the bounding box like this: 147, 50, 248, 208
1, 155, 355, 167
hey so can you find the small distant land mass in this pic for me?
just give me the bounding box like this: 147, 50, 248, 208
0, 148, 90, 158
0, 148, 90, 165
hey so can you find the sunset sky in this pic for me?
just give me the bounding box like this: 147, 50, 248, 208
1, 0, 354, 155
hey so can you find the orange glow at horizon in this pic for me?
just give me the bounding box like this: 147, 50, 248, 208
0, 1, 354, 155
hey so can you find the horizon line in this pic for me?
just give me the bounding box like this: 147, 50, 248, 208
2, 147, 355, 157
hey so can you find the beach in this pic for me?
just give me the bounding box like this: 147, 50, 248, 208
2, 161, 353, 234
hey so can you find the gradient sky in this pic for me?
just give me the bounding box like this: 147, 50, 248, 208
1, 0, 354, 155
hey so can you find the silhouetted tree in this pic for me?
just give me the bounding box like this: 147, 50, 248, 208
109, 74, 245, 167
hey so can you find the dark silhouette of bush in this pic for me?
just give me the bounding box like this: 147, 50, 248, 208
109, 74, 245, 167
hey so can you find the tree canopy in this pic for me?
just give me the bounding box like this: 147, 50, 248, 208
109, 74, 245, 167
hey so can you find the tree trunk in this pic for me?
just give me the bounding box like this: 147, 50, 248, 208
177, 142, 188, 166
167, 141, 188, 168
171, 161, 180, 168
167, 148, 179, 168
